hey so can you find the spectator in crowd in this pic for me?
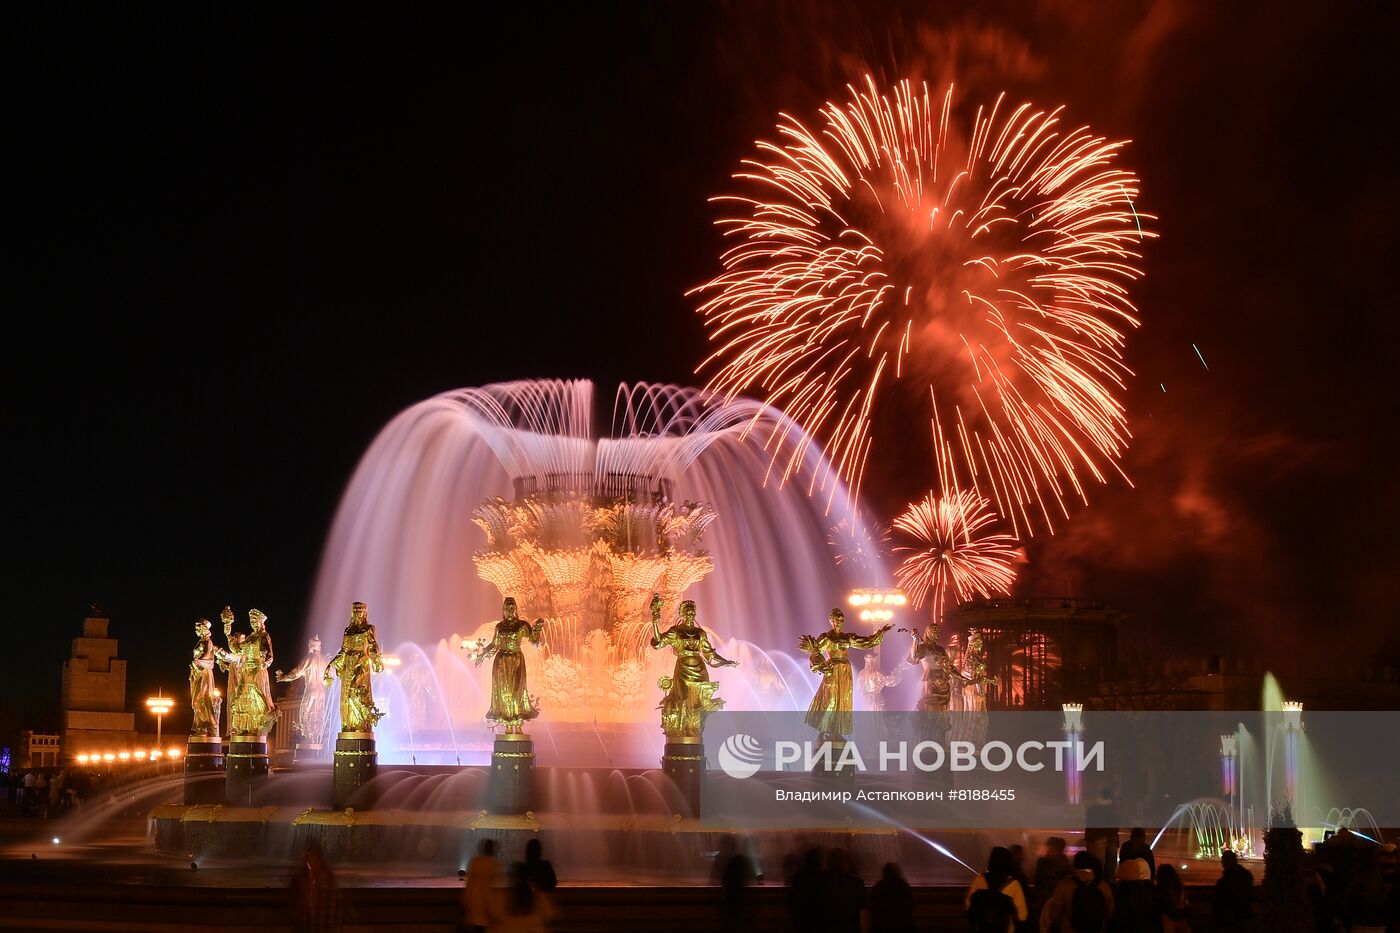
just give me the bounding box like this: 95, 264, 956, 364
1154, 863, 1190, 933
1117, 828, 1155, 880
787, 847, 824, 933
488, 865, 555, 933
522, 838, 556, 894
866, 861, 915, 933
289, 841, 339, 933
713, 833, 756, 933
1211, 850, 1254, 933
1040, 850, 1114, 933
1111, 857, 1155, 932
820, 848, 866, 933
461, 838, 500, 933
1085, 788, 1121, 882
1341, 852, 1389, 933
965, 846, 1029, 933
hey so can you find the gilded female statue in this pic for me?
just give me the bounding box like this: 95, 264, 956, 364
475, 597, 545, 734
649, 594, 736, 739
801, 608, 891, 742
215, 606, 277, 737
957, 630, 996, 713
323, 601, 385, 733
907, 623, 953, 712
189, 618, 222, 736
277, 635, 329, 742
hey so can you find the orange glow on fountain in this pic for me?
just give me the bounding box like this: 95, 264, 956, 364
471, 473, 718, 723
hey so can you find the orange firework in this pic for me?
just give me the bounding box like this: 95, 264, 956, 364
892, 488, 1019, 623
693, 76, 1153, 534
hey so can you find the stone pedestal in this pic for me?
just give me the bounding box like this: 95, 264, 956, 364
333, 731, 376, 810
661, 737, 705, 817
811, 737, 857, 787
225, 734, 269, 805
487, 733, 535, 814
183, 735, 224, 805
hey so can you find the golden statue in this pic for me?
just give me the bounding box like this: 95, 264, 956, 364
474, 597, 545, 733
215, 606, 277, 737
907, 623, 953, 712
189, 618, 222, 736
277, 634, 329, 742
800, 608, 891, 742
649, 594, 736, 739
323, 601, 385, 733
955, 630, 996, 713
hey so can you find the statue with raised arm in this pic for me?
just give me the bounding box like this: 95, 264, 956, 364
475, 597, 545, 734
277, 634, 329, 743
215, 606, 277, 737
323, 601, 385, 733
189, 618, 222, 736
800, 608, 891, 742
906, 623, 953, 713
649, 594, 736, 739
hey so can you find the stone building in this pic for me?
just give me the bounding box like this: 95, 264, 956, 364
61, 609, 137, 759
20, 731, 61, 769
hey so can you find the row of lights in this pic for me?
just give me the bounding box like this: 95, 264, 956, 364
74, 748, 182, 765
847, 588, 908, 623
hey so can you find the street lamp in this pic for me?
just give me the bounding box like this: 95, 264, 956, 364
1062, 703, 1084, 804
146, 692, 175, 749
1282, 700, 1304, 806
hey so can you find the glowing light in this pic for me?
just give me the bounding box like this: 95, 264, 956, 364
150, 749, 163, 759
76, 754, 89, 764
51, 837, 60, 845
103, 753, 115, 763
694, 75, 1153, 529
118, 752, 130, 762
144, 695, 175, 714
167, 749, 181, 760
893, 488, 1019, 622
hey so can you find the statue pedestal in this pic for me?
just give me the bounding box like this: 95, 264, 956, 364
225, 734, 269, 805
333, 731, 377, 810
487, 733, 535, 814
661, 738, 705, 817
811, 737, 857, 788
183, 736, 224, 805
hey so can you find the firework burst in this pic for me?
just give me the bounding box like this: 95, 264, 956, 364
827, 515, 890, 571
694, 75, 1152, 533
892, 488, 1020, 622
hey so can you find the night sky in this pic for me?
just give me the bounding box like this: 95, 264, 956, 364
8, 2, 1397, 730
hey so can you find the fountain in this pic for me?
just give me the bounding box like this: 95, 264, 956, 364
149, 379, 932, 875
292, 380, 899, 768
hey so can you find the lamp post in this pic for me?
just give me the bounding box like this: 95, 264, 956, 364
1282, 700, 1303, 808
1062, 703, 1084, 804
145, 692, 174, 751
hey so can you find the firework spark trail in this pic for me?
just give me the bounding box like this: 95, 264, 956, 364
892, 488, 1020, 623
693, 76, 1153, 534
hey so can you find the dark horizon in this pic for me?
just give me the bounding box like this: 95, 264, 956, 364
8, 2, 1398, 731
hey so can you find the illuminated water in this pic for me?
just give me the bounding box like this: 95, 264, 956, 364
301, 380, 907, 765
